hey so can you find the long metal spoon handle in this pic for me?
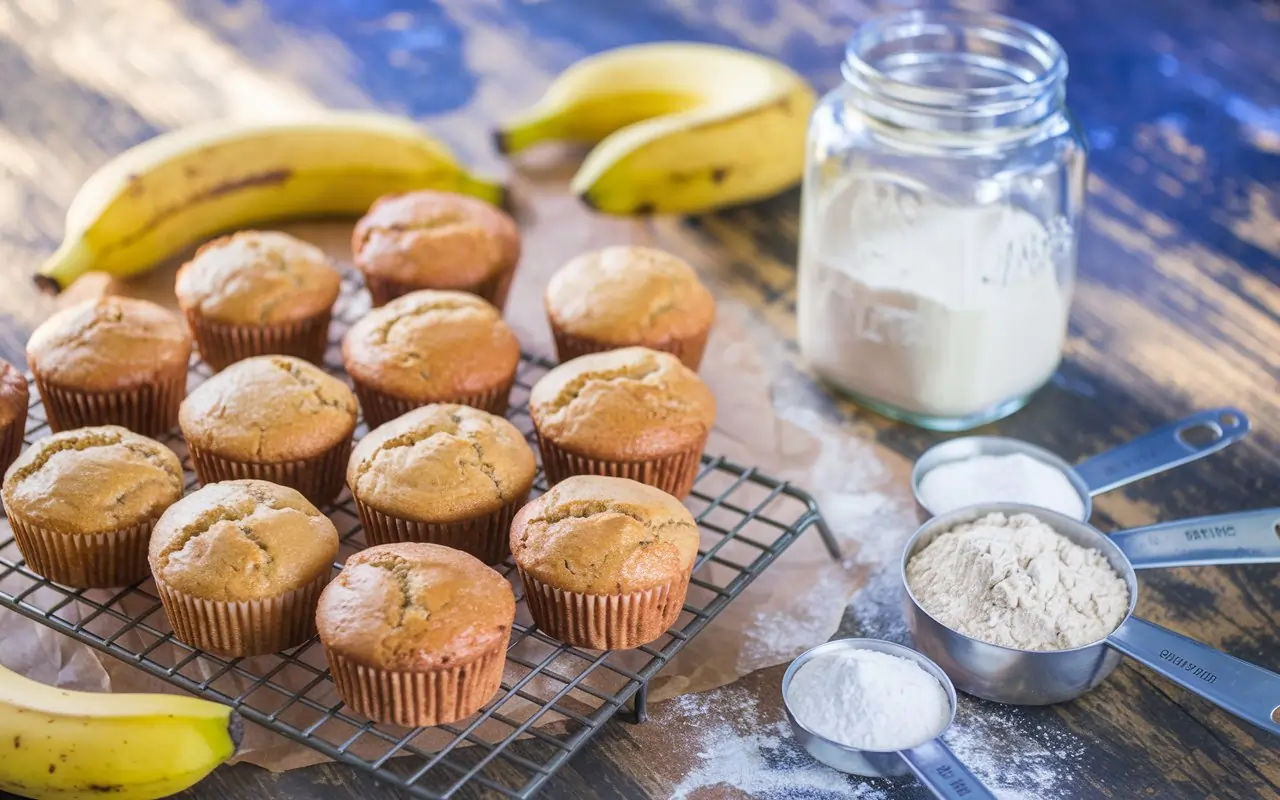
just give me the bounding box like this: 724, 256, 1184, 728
1112, 508, 1280, 569
1107, 617, 1280, 736
1074, 408, 1251, 496
899, 738, 997, 800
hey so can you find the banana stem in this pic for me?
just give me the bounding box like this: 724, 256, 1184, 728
34, 237, 95, 295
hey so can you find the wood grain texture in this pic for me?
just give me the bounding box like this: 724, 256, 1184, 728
0, 0, 1276, 798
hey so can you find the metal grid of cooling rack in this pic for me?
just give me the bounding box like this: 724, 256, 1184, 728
0, 275, 836, 800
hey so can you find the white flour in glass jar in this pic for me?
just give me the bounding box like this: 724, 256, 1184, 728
797, 177, 1072, 420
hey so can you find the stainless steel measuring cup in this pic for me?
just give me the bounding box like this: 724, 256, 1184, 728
782, 639, 996, 799
911, 407, 1251, 519
901, 503, 1280, 735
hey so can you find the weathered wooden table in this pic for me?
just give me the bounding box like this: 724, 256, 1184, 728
0, 1, 1276, 798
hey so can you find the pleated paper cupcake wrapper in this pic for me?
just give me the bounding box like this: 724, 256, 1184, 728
186, 309, 332, 372
534, 426, 707, 499
362, 267, 515, 312
351, 375, 515, 430
186, 437, 352, 507
154, 572, 329, 658
353, 495, 523, 565
518, 569, 691, 650
4, 510, 152, 588
324, 643, 508, 727
549, 326, 710, 372
32, 363, 187, 436
0, 408, 26, 475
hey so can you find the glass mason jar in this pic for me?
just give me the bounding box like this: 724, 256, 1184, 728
796, 9, 1086, 431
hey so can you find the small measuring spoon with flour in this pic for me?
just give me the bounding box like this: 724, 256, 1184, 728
912, 407, 1250, 520
782, 639, 996, 799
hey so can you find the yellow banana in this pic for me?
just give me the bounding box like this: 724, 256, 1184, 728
0, 662, 241, 800
37, 111, 506, 294
496, 42, 815, 215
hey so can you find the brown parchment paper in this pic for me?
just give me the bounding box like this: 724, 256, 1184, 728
0, 166, 917, 771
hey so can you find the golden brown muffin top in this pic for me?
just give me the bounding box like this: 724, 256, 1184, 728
0, 360, 28, 429
2, 425, 182, 535
509, 475, 699, 594
175, 231, 342, 326
528, 347, 716, 461
179, 356, 357, 463
348, 404, 536, 524
342, 290, 520, 402
545, 246, 715, 346
26, 297, 192, 391
315, 542, 515, 671
148, 479, 338, 602
352, 191, 520, 286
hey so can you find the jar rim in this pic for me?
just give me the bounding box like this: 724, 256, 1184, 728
842, 9, 1067, 115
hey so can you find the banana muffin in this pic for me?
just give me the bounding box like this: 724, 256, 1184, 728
179, 355, 358, 505
342, 290, 521, 427
528, 347, 716, 498
545, 246, 715, 369
316, 542, 515, 726
149, 480, 339, 656
27, 296, 192, 435
347, 404, 536, 563
0, 359, 28, 474
2, 426, 182, 587
352, 190, 520, 309
509, 475, 699, 649
176, 231, 342, 371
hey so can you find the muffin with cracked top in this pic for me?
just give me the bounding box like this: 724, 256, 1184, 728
176, 230, 341, 371
545, 246, 715, 369
149, 479, 339, 656
2, 425, 182, 587
316, 542, 515, 726
528, 346, 715, 498
509, 475, 700, 649
351, 190, 520, 308
179, 355, 357, 505
347, 404, 536, 563
342, 290, 520, 427
27, 296, 191, 435
0, 358, 28, 475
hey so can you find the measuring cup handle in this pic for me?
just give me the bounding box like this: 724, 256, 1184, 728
1073, 408, 1250, 496
1106, 617, 1280, 736
900, 738, 997, 800
1112, 508, 1280, 569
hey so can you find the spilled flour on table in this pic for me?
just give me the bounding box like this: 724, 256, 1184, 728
946, 703, 1088, 799
668, 690, 888, 799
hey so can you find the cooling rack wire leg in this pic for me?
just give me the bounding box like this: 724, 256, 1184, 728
626, 683, 649, 724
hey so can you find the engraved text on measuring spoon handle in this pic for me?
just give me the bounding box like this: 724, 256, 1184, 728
899, 738, 997, 800
1111, 508, 1280, 569
1106, 617, 1280, 736
1073, 408, 1250, 496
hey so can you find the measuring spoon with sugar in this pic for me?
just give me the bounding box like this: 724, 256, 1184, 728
912, 407, 1250, 520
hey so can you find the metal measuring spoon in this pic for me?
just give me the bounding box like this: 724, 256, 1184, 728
901, 503, 1280, 735
782, 639, 996, 799
911, 407, 1251, 520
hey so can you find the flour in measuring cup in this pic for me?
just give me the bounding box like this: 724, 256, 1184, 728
797, 179, 1072, 419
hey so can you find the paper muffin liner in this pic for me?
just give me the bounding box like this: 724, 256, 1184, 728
362, 265, 515, 312
533, 424, 707, 499
185, 308, 332, 372
32, 362, 187, 436
3, 507, 153, 588
351, 374, 515, 430
549, 326, 710, 372
186, 436, 352, 507
517, 568, 690, 650
154, 571, 330, 657
353, 493, 525, 565
0, 405, 26, 476
324, 641, 508, 727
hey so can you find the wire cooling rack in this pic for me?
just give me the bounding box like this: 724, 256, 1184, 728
0, 275, 836, 799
